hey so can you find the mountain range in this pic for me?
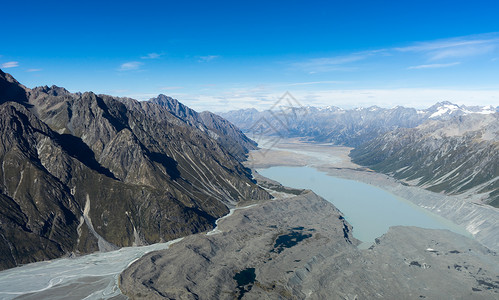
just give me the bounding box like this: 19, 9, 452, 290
0, 69, 270, 270
350, 113, 499, 207
222, 101, 499, 206
220, 101, 497, 147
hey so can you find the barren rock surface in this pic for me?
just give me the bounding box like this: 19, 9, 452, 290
120, 190, 499, 299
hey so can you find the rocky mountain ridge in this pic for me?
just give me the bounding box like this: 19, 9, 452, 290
0, 69, 270, 270
220, 101, 498, 146
149, 94, 257, 160
350, 113, 499, 207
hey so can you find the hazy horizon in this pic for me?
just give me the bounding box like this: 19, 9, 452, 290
2, 1, 498, 112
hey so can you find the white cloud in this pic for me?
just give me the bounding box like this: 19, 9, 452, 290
122, 93, 158, 100
301, 88, 499, 109
429, 45, 495, 60
291, 49, 385, 73
119, 61, 142, 71
1, 61, 19, 68
395, 34, 499, 61
395, 39, 493, 52
197, 55, 219, 62
292, 54, 366, 73
408, 62, 461, 69
141, 53, 162, 59
282, 81, 350, 86
26, 68, 42, 72
288, 34, 499, 74
160, 86, 184, 90
180, 87, 499, 112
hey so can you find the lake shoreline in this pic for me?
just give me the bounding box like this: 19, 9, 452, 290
246, 137, 499, 252
2, 138, 498, 299
120, 184, 499, 299
257, 165, 472, 247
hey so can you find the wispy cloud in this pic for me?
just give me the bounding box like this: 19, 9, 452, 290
123, 93, 159, 100
396, 34, 499, 61
408, 62, 461, 69
282, 81, 350, 86
140, 52, 163, 59
396, 39, 492, 52
293, 54, 365, 73
289, 34, 499, 74
119, 61, 142, 71
26, 68, 42, 72
430, 45, 495, 60
291, 50, 385, 73
191, 87, 499, 112
197, 55, 219, 62
111, 89, 130, 93
1, 61, 19, 68
160, 86, 184, 90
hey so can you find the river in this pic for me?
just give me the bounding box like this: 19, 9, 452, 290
0, 238, 183, 300
0, 204, 254, 300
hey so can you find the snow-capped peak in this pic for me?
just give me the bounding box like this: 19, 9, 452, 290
429, 103, 461, 118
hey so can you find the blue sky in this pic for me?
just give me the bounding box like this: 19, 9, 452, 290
1, 0, 499, 111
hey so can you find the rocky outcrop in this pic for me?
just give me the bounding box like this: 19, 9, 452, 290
0, 69, 29, 105
0, 103, 80, 269
0, 70, 270, 270
350, 113, 499, 207
120, 190, 499, 299
150, 94, 257, 160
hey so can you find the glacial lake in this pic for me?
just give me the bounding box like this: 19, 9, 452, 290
258, 166, 471, 247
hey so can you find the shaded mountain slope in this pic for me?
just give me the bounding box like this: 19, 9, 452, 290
0, 70, 270, 270
0, 69, 29, 105
150, 94, 257, 160
350, 113, 499, 207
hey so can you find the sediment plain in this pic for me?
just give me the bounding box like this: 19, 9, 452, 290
120, 184, 499, 299
247, 138, 499, 251
120, 140, 499, 299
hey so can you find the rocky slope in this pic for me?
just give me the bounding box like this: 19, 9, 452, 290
0, 69, 270, 270
350, 113, 499, 207
150, 95, 257, 160
220, 101, 497, 147
120, 189, 499, 299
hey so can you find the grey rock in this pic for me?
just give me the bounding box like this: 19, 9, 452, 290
119, 191, 499, 299
220, 101, 496, 147
150, 94, 257, 160
0, 69, 270, 270
350, 113, 499, 206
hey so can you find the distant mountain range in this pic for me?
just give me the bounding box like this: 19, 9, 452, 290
0, 69, 270, 270
220, 101, 498, 147
222, 101, 498, 206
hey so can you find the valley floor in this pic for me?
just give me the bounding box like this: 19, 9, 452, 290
3, 138, 498, 299
119, 138, 499, 299
246, 137, 499, 252
120, 179, 499, 299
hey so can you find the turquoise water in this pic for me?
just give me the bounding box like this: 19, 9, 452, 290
258, 166, 471, 246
